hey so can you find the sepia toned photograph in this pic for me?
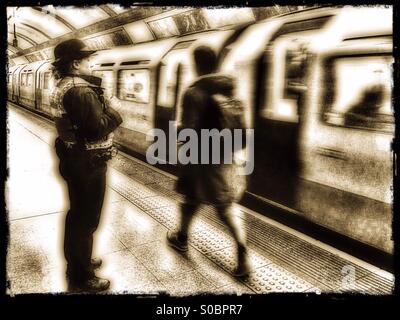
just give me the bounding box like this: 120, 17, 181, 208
4, 3, 395, 301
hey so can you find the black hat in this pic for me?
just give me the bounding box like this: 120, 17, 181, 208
53, 39, 96, 65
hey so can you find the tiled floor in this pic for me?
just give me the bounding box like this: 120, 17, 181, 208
5, 105, 394, 295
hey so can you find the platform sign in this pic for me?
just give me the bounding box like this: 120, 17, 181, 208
34, 52, 44, 61
84, 29, 133, 50
25, 52, 43, 62
202, 8, 255, 28
253, 6, 304, 21
41, 48, 54, 60
173, 9, 209, 35
147, 16, 180, 39
25, 55, 34, 63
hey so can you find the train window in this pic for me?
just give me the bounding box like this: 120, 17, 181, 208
117, 69, 150, 104
323, 55, 394, 133
42, 72, 51, 90
263, 39, 310, 122
21, 73, 27, 86
175, 63, 196, 123
158, 63, 178, 108
170, 41, 194, 51
92, 70, 114, 96
158, 47, 192, 108
26, 73, 33, 87
179, 64, 195, 90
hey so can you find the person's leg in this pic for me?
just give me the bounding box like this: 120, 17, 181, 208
72, 160, 107, 280
177, 200, 199, 240
215, 204, 250, 276
66, 158, 110, 292
64, 176, 82, 282
55, 145, 83, 283
167, 199, 199, 251
215, 204, 245, 246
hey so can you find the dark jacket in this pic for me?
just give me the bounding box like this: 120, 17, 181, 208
176, 73, 246, 205
60, 74, 122, 143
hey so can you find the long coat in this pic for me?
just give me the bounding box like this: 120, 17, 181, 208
176, 73, 246, 205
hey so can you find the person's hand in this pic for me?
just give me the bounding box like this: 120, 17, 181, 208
107, 95, 123, 112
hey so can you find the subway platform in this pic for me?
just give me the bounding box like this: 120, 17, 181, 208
5, 103, 394, 295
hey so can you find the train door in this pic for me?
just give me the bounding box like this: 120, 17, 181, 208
251, 15, 333, 208
36, 68, 43, 110
7, 71, 13, 100
19, 65, 36, 109
300, 42, 394, 252
12, 65, 24, 103
34, 61, 48, 110
157, 40, 195, 129
12, 69, 18, 103
42, 71, 55, 115
36, 63, 53, 114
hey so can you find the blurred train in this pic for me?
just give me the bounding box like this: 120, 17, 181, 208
7, 6, 394, 254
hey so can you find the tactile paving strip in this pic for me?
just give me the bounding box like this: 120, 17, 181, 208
191, 224, 235, 254
205, 247, 270, 273
242, 264, 314, 293
134, 195, 175, 212
147, 206, 180, 230
111, 154, 172, 185
145, 180, 179, 197
110, 170, 157, 199
110, 156, 142, 174
245, 218, 378, 291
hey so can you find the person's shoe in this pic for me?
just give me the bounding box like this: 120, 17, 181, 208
233, 246, 251, 277
232, 260, 251, 278
68, 276, 110, 293
167, 230, 188, 252
91, 258, 102, 269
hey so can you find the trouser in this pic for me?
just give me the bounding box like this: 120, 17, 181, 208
55, 138, 107, 283
178, 200, 247, 262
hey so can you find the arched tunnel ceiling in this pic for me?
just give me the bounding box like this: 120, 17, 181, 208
6, 5, 168, 62
7, 5, 314, 65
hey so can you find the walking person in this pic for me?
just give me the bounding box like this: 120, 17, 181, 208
51, 39, 123, 292
167, 45, 251, 277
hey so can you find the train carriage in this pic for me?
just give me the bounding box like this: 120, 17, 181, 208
300, 8, 393, 253
17, 61, 48, 110
220, 6, 393, 253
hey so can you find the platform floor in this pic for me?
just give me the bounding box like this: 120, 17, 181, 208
5, 103, 394, 295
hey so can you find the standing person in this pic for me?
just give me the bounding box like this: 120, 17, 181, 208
51, 39, 123, 292
167, 45, 251, 277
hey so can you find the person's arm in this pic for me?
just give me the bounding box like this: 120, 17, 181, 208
64, 87, 123, 141
180, 89, 202, 131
